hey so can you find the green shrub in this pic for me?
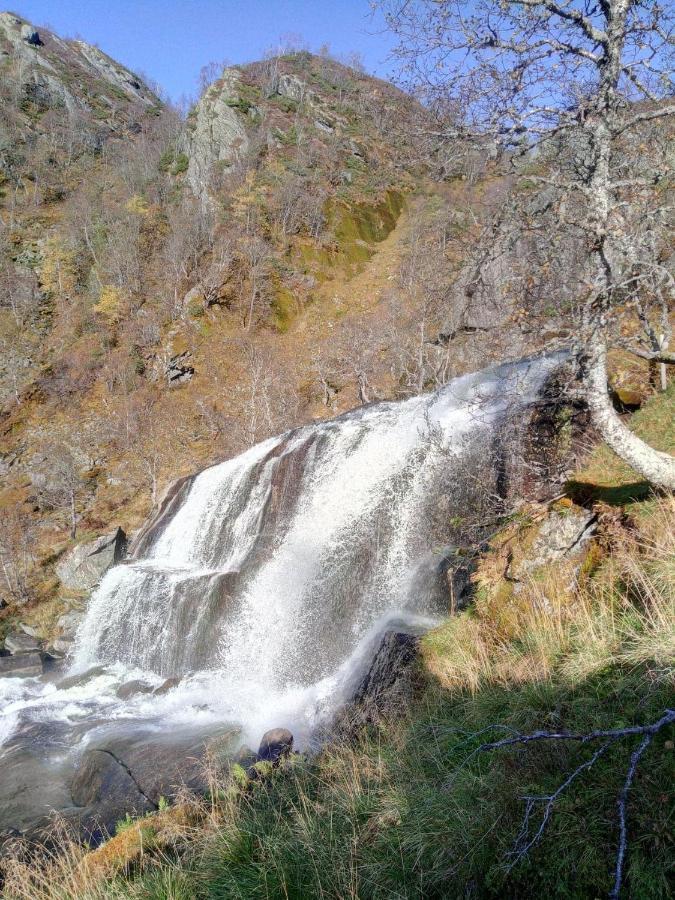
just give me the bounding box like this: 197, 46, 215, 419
171, 153, 189, 175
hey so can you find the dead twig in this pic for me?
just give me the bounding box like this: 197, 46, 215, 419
470, 709, 675, 897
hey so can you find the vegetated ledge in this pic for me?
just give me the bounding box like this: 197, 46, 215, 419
1, 386, 673, 900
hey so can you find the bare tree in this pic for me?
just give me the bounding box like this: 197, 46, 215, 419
0, 504, 36, 604
29, 437, 88, 539
238, 235, 273, 330
378, 0, 675, 489
454, 709, 675, 899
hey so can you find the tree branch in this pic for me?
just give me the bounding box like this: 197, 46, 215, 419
619, 346, 675, 365
472, 709, 675, 897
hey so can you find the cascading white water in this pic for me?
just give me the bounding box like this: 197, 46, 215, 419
0, 354, 565, 756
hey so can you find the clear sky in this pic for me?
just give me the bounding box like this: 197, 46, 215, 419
9, 0, 397, 102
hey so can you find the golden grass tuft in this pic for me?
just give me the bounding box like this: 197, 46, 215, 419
423, 495, 674, 696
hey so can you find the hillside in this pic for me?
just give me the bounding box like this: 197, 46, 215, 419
1, 7, 671, 684
0, 11, 673, 898
0, 21, 437, 625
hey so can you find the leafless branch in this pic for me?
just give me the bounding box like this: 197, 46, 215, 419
471, 709, 675, 897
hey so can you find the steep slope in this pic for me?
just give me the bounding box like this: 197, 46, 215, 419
0, 12, 156, 118
0, 32, 437, 634
0, 18, 670, 655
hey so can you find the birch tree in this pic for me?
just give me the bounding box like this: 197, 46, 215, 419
378, 0, 675, 489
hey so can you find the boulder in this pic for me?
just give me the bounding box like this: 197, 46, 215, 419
153, 676, 181, 695
352, 631, 418, 717
512, 505, 596, 578
257, 728, 293, 763
4, 630, 40, 654
56, 665, 107, 691
56, 528, 127, 592
48, 638, 73, 656
0, 652, 43, 678
116, 679, 154, 700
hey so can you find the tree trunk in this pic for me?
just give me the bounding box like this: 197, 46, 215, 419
583, 333, 675, 490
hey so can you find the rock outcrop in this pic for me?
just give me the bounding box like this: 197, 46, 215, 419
56, 528, 127, 592
186, 68, 250, 197
68, 726, 237, 844
0, 12, 156, 124
350, 630, 420, 723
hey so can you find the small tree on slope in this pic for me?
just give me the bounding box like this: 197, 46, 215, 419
377, 0, 675, 489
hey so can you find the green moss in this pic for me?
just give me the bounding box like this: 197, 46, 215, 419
292, 190, 405, 283
226, 97, 254, 114
271, 286, 298, 332
271, 94, 299, 114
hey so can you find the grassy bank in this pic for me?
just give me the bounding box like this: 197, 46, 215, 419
3, 390, 674, 899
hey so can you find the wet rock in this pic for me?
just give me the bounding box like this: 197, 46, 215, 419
56, 528, 127, 592
153, 676, 181, 695
70, 725, 237, 844
116, 679, 154, 700
352, 631, 418, 719
4, 630, 41, 654
70, 747, 156, 842
48, 638, 73, 656
0, 651, 43, 678
129, 474, 195, 556
56, 665, 107, 691
257, 728, 293, 763
48, 609, 85, 656
446, 556, 476, 611
0, 743, 74, 838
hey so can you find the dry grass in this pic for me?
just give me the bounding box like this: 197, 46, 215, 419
423, 496, 675, 696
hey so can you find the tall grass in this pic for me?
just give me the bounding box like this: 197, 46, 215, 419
2, 500, 673, 900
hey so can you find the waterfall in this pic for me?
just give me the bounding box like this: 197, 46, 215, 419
0, 354, 567, 774
66, 353, 564, 738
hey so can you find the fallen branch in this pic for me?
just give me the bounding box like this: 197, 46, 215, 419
472, 709, 675, 898
618, 346, 675, 366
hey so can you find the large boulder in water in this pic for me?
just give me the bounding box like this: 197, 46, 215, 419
56, 528, 127, 592
69, 725, 238, 844
0, 651, 43, 678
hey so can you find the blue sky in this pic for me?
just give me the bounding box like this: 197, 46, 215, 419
10, 0, 396, 101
